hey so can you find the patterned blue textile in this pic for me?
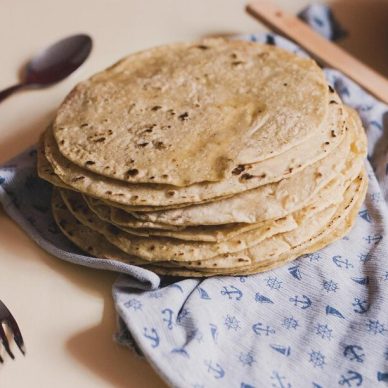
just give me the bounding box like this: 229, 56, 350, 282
0, 5, 387, 387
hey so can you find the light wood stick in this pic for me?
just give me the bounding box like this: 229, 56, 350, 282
246, 0, 388, 104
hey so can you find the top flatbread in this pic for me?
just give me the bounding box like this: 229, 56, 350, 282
41, 94, 344, 210
53, 38, 329, 187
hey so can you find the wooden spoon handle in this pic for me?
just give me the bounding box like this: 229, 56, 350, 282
246, 0, 388, 104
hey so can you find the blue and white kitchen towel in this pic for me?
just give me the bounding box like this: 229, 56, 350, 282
1, 5, 387, 387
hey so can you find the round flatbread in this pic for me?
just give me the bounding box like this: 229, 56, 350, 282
59, 187, 297, 263
53, 38, 329, 187
41, 94, 345, 210
81, 160, 351, 242
51, 169, 367, 276
123, 108, 366, 225
148, 170, 367, 276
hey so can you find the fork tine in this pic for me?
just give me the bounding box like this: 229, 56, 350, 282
0, 300, 25, 356
0, 323, 15, 360
5, 315, 25, 355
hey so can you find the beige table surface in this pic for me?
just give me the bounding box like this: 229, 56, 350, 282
0, 0, 386, 387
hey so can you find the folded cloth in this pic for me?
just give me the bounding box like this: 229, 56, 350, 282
1, 5, 387, 387
0, 150, 160, 290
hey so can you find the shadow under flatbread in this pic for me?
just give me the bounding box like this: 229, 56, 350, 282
331, 0, 388, 78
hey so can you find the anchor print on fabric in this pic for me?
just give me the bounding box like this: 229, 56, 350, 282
270, 371, 292, 388
363, 234, 383, 245
358, 253, 372, 263
338, 370, 363, 386
252, 322, 276, 336
221, 285, 243, 300
204, 360, 225, 379
304, 252, 322, 262
289, 295, 312, 309
343, 345, 365, 363
332, 255, 354, 269
162, 308, 174, 330
143, 327, 160, 348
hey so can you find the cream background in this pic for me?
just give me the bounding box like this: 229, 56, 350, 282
0, 0, 386, 387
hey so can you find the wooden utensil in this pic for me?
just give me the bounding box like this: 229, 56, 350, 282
246, 0, 388, 104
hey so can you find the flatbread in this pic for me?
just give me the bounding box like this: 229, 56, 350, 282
172, 170, 366, 271
41, 37, 368, 279
53, 38, 329, 186
147, 169, 367, 276
51, 189, 151, 266
37, 133, 69, 190
124, 108, 366, 225
41, 95, 344, 210
83, 194, 185, 231
62, 173, 344, 243
81, 160, 350, 242
59, 188, 298, 262
51, 169, 366, 276
58, 167, 364, 265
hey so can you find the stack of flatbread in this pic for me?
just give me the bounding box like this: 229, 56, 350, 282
37, 38, 367, 277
